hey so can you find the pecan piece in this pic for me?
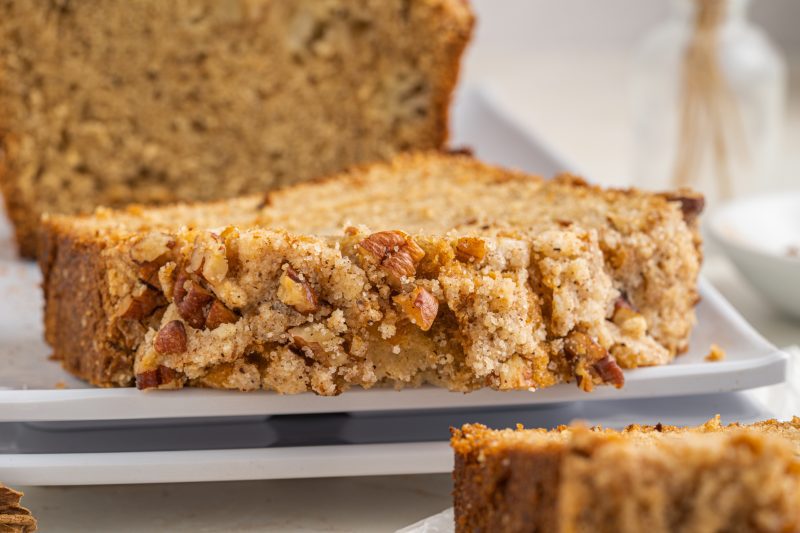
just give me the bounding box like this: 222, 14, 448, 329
154, 320, 188, 354
592, 355, 625, 389
564, 331, 607, 363
454, 237, 487, 264
206, 300, 238, 330
393, 286, 439, 331
176, 280, 214, 329
118, 286, 166, 320
662, 191, 705, 223
357, 230, 425, 288
129, 232, 174, 263
137, 261, 163, 288
564, 331, 625, 391
277, 266, 318, 314
136, 365, 181, 390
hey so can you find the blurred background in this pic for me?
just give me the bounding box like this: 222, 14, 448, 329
461, 0, 799, 190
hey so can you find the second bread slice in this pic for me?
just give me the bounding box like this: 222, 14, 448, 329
40, 152, 703, 394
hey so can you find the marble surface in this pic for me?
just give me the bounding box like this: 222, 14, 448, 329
12, 51, 800, 532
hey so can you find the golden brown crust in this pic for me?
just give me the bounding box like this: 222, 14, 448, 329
452, 418, 800, 533
39, 217, 134, 386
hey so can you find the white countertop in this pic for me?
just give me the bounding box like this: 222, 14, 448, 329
14, 52, 800, 533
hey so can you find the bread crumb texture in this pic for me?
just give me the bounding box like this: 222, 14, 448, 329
0, 0, 474, 256
39, 152, 704, 394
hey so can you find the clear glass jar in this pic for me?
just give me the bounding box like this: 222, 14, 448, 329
632, 0, 786, 205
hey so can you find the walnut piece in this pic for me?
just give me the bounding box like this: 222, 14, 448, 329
136, 364, 182, 390
357, 230, 425, 289
206, 300, 238, 330
455, 237, 486, 264
278, 266, 318, 314
393, 286, 439, 331
154, 320, 187, 354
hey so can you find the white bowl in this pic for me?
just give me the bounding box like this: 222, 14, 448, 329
709, 192, 800, 320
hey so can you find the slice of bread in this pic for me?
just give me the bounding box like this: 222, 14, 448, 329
39, 152, 703, 393
452, 417, 800, 533
0, 0, 473, 257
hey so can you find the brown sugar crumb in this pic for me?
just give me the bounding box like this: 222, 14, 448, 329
452, 417, 800, 533
705, 343, 726, 362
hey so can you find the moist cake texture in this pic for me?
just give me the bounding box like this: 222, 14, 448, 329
0, 0, 473, 257
39, 152, 703, 393
452, 417, 800, 533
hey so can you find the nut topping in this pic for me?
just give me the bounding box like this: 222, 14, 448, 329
137, 261, 163, 288
455, 237, 487, 264
564, 331, 625, 390
130, 232, 174, 263
176, 279, 215, 329
592, 355, 625, 389
357, 230, 425, 288
393, 286, 439, 331
205, 300, 239, 330
136, 365, 181, 390
661, 191, 705, 223
154, 320, 187, 354
118, 286, 166, 320
278, 266, 318, 314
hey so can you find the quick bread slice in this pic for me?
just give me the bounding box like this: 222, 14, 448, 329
452, 417, 800, 533
39, 152, 703, 393
0, 0, 473, 257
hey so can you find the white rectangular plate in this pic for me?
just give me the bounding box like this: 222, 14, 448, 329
0, 390, 785, 486
0, 87, 788, 422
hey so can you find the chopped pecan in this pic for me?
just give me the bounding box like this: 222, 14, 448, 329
564, 331, 625, 390
118, 286, 166, 320
206, 300, 238, 330
137, 261, 163, 288
393, 286, 439, 331
219, 226, 241, 274
176, 280, 214, 329
129, 232, 174, 263
454, 237, 487, 264
662, 191, 705, 223
154, 320, 188, 354
612, 295, 647, 338
592, 355, 625, 389
357, 230, 425, 288
564, 331, 607, 363
277, 266, 318, 314
136, 364, 181, 390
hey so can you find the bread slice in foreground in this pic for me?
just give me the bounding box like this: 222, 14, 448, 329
452, 417, 800, 533
0, 0, 473, 257
39, 152, 703, 394
0, 483, 37, 532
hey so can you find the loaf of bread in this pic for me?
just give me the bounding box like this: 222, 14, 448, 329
39, 151, 703, 393
0, 0, 473, 257
452, 417, 800, 533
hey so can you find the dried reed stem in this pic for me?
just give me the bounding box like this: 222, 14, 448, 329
672, 0, 747, 198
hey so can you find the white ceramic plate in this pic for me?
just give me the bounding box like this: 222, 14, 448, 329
0, 390, 783, 486
708, 192, 800, 320
0, 87, 788, 423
